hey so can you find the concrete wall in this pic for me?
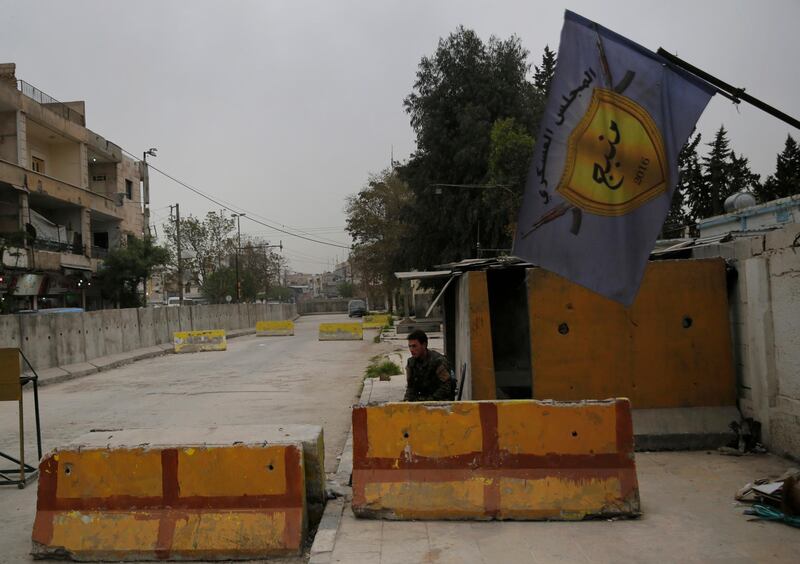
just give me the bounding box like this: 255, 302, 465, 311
298, 299, 349, 314
453, 271, 496, 401
693, 223, 800, 459
0, 302, 297, 372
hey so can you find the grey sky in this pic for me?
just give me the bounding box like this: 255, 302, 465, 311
2, 0, 798, 273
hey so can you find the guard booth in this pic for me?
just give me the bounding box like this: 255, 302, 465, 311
0, 348, 42, 488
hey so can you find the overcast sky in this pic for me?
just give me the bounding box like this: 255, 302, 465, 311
2, 0, 798, 273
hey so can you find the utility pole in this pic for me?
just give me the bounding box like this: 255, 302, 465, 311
170, 203, 184, 305
233, 213, 245, 303
142, 148, 157, 237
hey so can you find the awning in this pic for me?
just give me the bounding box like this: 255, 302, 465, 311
394, 270, 452, 280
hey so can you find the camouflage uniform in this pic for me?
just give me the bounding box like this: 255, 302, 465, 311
403, 349, 455, 401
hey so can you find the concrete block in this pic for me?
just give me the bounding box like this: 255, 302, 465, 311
119, 308, 140, 353
0, 314, 20, 349
32, 434, 307, 560
363, 314, 391, 329
764, 222, 800, 252
352, 399, 640, 520
61, 424, 327, 507
33, 366, 71, 386
632, 406, 740, 450
319, 322, 363, 341
137, 307, 156, 348
52, 312, 86, 367
18, 313, 56, 371
174, 329, 227, 353
256, 320, 295, 336
100, 309, 124, 356
178, 305, 192, 331
396, 320, 442, 334
150, 306, 171, 345
82, 311, 106, 360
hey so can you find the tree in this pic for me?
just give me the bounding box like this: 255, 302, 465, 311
398, 27, 541, 268
686, 126, 738, 220
162, 211, 236, 287
345, 169, 411, 309
662, 133, 702, 237
756, 134, 800, 202
239, 236, 286, 301
532, 45, 557, 130
99, 236, 169, 308
727, 151, 761, 196
337, 280, 355, 298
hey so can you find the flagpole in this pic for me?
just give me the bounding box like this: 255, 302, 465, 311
657, 48, 800, 130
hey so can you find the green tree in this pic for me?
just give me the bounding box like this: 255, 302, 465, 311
239, 236, 286, 301
399, 27, 541, 268
162, 211, 236, 286
345, 169, 410, 309
727, 151, 761, 196
337, 280, 355, 298
201, 266, 259, 304
532, 45, 557, 129
687, 126, 736, 220
662, 133, 702, 237
99, 236, 169, 308
756, 134, 800, 202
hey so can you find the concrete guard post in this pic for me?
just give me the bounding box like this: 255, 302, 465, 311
31, 441, 307, 561
173, 330, 227, 353
256, 320, 295, 337
352, 398, 641, 520
318, 322, 363, 341
362, 315, 391, 329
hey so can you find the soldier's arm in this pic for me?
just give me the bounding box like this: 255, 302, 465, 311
429, 360, 454, 401
403, 362, 413, 401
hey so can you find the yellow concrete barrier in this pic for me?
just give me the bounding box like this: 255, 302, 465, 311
256, 320, 295, 336
318, 322, 363, 341
352, 398, 640, 520
32, 441, 307, 560
173, 330, 227, 353
363, 315, 391, 329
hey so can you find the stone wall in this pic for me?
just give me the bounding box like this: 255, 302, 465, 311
0, 302, 297, 372
693, 223, 800, 459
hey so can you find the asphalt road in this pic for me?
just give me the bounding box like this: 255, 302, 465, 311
0, 312, 392, 563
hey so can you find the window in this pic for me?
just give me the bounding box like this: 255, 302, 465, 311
125, 179, 133, 199
31, 156, 45, 174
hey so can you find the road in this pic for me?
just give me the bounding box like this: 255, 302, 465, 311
0, 313, 392, 563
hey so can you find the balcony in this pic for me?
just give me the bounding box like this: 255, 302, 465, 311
30, 238, 84, 255
17, 80, 85, 126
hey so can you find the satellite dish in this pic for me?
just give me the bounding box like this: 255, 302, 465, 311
225, 295, 232, 303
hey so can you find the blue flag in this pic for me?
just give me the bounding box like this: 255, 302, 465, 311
513, 11, 715, 305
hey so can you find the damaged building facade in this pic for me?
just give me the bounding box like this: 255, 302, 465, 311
0, 63, 146, 311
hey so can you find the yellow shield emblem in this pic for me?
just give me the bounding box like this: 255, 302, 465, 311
556, 88, 668, 216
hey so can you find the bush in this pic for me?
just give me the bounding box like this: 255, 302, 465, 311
365, 359, 402, 379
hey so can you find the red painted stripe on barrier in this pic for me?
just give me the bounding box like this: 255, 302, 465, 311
479, 402, 500, 517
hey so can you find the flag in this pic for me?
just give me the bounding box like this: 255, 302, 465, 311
513, 10, 716, 305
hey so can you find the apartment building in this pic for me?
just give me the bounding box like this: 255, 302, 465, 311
0, 63, 146, 311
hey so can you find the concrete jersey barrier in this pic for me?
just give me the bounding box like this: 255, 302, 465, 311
32, 439, 307, 560
256, 320, 295, 336
318, 322, 363, 341
173, 329, 227, 353
363, 315, 391, 329
352, 398, 640, 520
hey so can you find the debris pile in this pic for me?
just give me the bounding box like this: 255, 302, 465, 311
736, 468, 800, 528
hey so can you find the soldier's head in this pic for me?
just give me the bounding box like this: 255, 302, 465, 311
407, 330, 428, 359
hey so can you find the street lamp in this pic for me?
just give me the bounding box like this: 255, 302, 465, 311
232, 213, 245, 303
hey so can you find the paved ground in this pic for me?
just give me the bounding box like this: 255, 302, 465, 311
0, 313, 391, 563
326, 376, 800, 564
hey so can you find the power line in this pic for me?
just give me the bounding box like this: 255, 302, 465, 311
121, 147, 351, 249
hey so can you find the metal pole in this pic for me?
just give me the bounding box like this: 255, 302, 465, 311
174, 203, 184, 305
235, 214, 242, 303
657, 49, 800, 130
